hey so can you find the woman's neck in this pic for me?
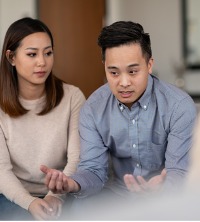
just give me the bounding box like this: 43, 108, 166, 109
19, 84, 45, 100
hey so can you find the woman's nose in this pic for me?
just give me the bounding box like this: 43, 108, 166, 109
37, 56, 45, 67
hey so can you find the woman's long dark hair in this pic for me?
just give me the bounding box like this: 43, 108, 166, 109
0, 17, 64, 117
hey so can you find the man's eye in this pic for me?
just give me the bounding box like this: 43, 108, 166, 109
111, 71, 118, 75
129, 70, 137, 74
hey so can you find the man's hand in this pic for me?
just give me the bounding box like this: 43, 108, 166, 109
124, 168, 167, 193
40, 165, 80, 194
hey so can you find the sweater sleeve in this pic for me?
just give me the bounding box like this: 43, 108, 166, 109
46, 87, 86, 200
0, 126, 36, 210
63, 87, 86, 176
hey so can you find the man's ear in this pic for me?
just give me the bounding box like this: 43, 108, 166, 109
148, 58, 154, 74
6, 50, 15, 66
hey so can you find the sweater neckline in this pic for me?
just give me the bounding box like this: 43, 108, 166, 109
19, 95, 46, 109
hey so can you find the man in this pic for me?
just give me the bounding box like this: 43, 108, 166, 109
41, 21, 197, 210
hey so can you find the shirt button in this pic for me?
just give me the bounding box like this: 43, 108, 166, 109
143, 105, 147, 110
119, 105, 123, 111
132, 119, 135, 124
136, 163, 140, 167
132, 144, 136, 148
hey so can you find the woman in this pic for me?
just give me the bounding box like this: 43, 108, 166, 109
0, 17, 85, 220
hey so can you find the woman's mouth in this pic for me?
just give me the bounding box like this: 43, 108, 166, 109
34, 71, 46, 77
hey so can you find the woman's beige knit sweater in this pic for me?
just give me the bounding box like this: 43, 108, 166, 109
0, 83, 85, 210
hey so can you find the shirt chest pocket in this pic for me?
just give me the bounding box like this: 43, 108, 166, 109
151, 130, 167, 145
143, 130, 167, 167
141, 127, 167, 145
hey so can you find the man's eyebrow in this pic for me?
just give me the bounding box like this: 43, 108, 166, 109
107, 63, 140, 69
107, 66, 118, 69
128, 63, 139, 68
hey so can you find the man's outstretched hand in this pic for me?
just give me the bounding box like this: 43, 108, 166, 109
124, 168, 167, 193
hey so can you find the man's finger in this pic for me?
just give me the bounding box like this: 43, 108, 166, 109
161, 168, 167, 177
137, 176, 148, 190
124, 174, 142, 192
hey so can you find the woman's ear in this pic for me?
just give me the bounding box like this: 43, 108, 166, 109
6, 50, 15, 66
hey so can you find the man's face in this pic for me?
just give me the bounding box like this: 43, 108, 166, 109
104, 43, 153, 108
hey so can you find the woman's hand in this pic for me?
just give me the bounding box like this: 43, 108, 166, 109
44, 195, 63, 219
28, 198, 53, 221
40, 165, 80, 194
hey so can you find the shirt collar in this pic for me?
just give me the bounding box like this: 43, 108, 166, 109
138, 74, 153, 110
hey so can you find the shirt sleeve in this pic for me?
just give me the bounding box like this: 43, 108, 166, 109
70, 102, 109, 197
0, 126, 36, 210
163, 96, 197, 190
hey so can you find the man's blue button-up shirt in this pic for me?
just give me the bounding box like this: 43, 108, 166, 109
71, 75, 197, 197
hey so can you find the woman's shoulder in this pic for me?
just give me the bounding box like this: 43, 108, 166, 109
62, 82, 78, 91
62, 83, 86, 100
62, 83, 81, 94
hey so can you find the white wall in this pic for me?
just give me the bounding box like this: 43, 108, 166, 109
0, 0, 200, 94
106, 0, 200, 94
0, 0, 37, 53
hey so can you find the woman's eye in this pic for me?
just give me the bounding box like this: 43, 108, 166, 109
45, 51, 53, 56
27, 53, 36, 57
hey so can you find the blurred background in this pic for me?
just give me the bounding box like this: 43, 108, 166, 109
0, 0, 200, 100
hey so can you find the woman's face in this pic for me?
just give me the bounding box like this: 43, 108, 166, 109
8, 32, 54, 90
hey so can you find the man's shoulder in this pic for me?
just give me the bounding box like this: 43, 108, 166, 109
86, 83, 112, 106
153, 76, 192, 102
152, 76, 196, 118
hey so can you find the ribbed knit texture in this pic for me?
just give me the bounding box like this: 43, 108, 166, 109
0, 83, 85, 209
